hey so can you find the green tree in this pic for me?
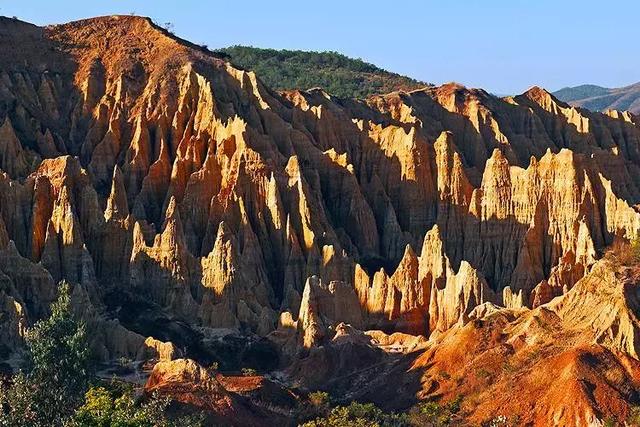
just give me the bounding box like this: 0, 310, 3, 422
0, 282, 91, 427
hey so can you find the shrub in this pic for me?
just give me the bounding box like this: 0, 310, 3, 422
308, 391, 331, 408
299, 396, 464, 426
116, 357, 132, 367
162, 22, 175, 34
301, 401, 406, 427
241, 368, 257, 376
481, 414, 522, 427
407, 395, 463, 426
447, 395, 463, 414
112, 356, 135, 376
502, 362, 515, 373
607, 237, 640, 267
71, 385, 203, 427
627, 405, 640, 426
476, 368, 491, 379
294, 391, 333, 423
486, 415, 508, 426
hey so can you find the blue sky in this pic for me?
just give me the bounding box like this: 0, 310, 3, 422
1, 0, 637, 94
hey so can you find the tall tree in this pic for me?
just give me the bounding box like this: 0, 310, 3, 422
0, 282, 91, 427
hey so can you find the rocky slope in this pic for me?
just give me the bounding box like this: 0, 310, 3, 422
330, 258, 640, 425
1, 15, 640, 425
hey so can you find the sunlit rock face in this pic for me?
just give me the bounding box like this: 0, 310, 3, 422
0, 15, 639, 371
341, 258, 640, 426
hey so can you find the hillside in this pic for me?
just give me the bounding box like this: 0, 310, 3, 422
554, 82, 640, 113
1, 15, 640, 425
216, 45, 429, 98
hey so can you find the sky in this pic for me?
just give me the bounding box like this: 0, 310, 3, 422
1, 0, 637, 95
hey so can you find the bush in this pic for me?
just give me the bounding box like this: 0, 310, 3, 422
297, 395, 465, 426
241, 368, 257, 376
162, 22, 175, 33
438, 371, 451, 380
486, 415, 508, 426
308, 391, 331, 409
627, 405, 640, 426
293, 391, 332, 423
608, 237, 640, 267
71, 385, 202, 427
406, 395, 463, 426
301, 401, 407, 427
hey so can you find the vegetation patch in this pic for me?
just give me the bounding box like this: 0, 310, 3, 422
216, 46, 429, 99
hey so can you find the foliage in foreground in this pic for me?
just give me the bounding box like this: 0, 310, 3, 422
300, 401, 406, 427
0, 282, 91, 426
298, 393, 464, 427
0, 282, 201, 427
71, 384, 202, 427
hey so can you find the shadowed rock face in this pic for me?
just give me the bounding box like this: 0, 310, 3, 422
1, 14, 640, 425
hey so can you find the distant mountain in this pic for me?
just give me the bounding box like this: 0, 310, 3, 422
553, 83, 640, 113
215, 46, 429, 98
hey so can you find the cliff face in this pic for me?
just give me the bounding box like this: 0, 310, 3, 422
1, 15, 640, 424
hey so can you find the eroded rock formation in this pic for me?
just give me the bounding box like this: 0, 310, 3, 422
1, 15, 640, 425
341, 259, 640, 425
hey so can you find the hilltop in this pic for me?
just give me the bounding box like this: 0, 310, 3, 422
216, 45, 429, 98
